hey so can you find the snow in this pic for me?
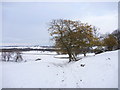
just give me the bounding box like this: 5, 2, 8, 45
54, 53, 95, 58
1, 50, 118, 88
0, 62, 2, 90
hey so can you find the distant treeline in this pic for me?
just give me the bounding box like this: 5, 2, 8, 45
0, 48, 57, 52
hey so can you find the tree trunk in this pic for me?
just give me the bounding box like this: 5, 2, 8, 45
68, 53, 77, 62
71, 53, 77, 61
84, 53, 86, 57
68, 53, 72, 62
15, 57, 18, 62
7, 57, 10, 61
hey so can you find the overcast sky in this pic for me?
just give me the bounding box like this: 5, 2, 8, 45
2, 2, 118, 46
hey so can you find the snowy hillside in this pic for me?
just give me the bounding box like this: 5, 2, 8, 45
0, 62, 2, 89
1, 50, 118, 88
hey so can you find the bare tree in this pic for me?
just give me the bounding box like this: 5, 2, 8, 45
2, 52, 7, 61
15, 51, 23, 62
2, 52, 12, 61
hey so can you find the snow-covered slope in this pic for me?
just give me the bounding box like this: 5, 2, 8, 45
0, 62, 2, 90
1, 50, 118, 88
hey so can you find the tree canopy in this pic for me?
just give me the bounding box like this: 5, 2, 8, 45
48, 19, 100, 62
103, 34, 118, 51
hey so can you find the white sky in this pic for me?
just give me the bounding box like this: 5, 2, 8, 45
0, 1, 118, 46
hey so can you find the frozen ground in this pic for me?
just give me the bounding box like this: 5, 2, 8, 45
0, 50, 118, 88
0, 61, 2, 89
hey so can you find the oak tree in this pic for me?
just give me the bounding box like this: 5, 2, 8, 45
48, 19, 99, 62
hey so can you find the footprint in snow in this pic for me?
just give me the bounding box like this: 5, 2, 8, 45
106, 58, 111, 60
76, 83, 81, 88
80, 80, 82, 81
81, 64, 85, 67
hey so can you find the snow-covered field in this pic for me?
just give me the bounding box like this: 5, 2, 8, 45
0, 50, 118, 88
